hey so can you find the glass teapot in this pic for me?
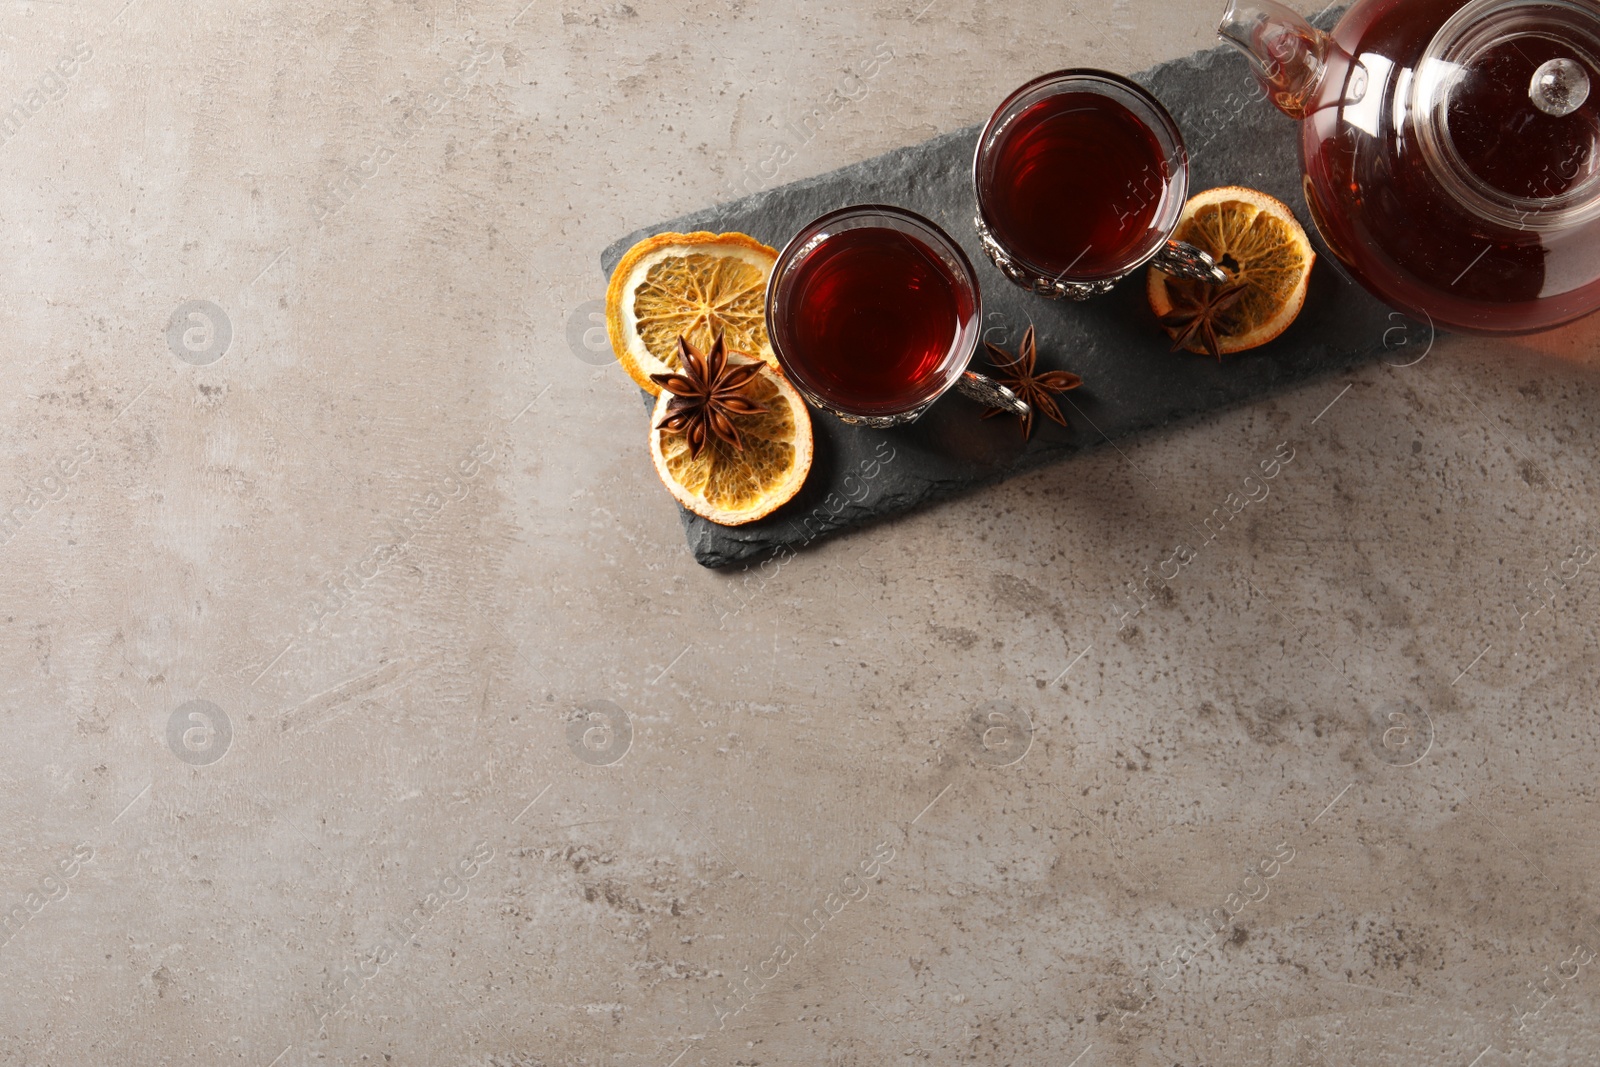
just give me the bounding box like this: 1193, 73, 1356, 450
1218, 0, 1600, 334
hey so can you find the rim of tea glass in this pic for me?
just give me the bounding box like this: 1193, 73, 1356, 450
972, 69, 1192, 292
765, 204, 984, 426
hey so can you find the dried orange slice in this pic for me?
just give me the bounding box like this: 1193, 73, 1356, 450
1148, 186, 1315, 357
607, 231, 778, 394
649, 353, 812, 526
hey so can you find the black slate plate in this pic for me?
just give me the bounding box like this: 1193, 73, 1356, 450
602, 8, 1414, 568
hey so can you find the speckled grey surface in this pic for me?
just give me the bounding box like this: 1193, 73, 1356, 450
16, 0, 1600, 1062
602, 8, 1410, 568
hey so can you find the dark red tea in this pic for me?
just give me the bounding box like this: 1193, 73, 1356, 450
1447, 37, 1599, 199
777, 226, 973, 413
981, 91, 1172, 278
1297, 0, 1600, 332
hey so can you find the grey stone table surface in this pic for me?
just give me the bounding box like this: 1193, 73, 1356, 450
3, 0, 1600, 1065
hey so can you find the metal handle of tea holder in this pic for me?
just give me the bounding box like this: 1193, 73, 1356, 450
956, 371, 1030, 416
1152, 239, 1230, 284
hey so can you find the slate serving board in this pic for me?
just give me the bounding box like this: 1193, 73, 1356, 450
603, 7, 1409, 568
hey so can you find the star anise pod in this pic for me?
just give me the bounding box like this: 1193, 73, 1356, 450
981, 325, 1083, 440
650, 330, 769, 460
1159, 281, 1249, 362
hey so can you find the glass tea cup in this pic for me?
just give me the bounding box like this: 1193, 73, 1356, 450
973, 69, 1228, 300
765, 204, 1029, 428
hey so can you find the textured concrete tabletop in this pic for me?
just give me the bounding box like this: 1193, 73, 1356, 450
4, 0, 1600, 1065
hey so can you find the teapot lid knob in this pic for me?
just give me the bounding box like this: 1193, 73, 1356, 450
1531, 57, 1591, 117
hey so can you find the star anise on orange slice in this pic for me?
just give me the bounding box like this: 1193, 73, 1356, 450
649, 330, 769, 460
1158, 280, 1250, 362
1148, 187, 1316, 358
981, 325, 1083, 440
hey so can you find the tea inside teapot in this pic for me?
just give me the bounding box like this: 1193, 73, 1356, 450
1220, 0, 1600, 335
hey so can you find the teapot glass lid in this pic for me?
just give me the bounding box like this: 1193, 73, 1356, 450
1413, 0, 1600, 232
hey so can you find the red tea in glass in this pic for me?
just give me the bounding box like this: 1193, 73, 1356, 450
974, 70, 1224, 299
983, 91, 1172, 277
782, 226, 968, 411
767, 206, 1023, 427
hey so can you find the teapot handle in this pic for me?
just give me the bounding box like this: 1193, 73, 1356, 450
1151, 241, 1230, 285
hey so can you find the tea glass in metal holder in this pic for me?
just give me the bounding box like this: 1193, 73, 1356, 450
766, 204, 1030, 428
973, 69, 1228, 300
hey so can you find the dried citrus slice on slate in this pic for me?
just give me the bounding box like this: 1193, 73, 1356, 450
649, 353, 812, 526
1148, 186, 1315, 357
607, 231, 778, 394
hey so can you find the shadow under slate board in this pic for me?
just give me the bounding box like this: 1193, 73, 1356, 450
601, 7, 1410, 569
